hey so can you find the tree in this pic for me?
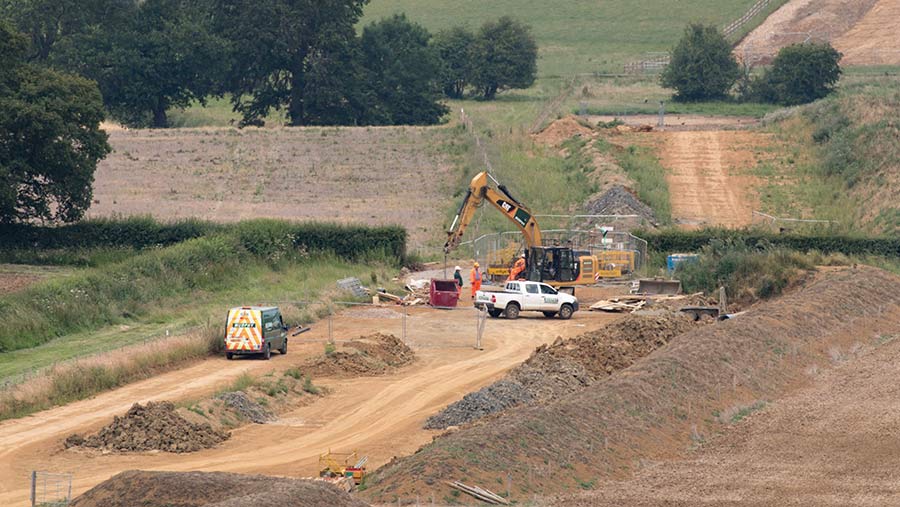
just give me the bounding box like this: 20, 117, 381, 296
661, 23, 740, 102
0, 22, 110, 223
212, 0, 368, 126
59, 0, 228, 128
360, 14, 447, 125
433, 26, 475, 99
759, 43, 842, 105
470, 17, 537, 100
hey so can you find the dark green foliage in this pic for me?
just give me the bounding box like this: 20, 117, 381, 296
360, 14, 447, 125
661, 23, 740, 102
433, 26, 475, 99
212, 0, 368, 126
0, 21, 110, 224
470, 16, 537, 100
676, 239, 813, 301
754, 43, 842, 106
59, 0, 228, 128
0, 217, 408, 262
639, 228, 900, 258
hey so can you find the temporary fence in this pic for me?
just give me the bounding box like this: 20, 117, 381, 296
751, 210, 838, 232
30, 471, 72, 507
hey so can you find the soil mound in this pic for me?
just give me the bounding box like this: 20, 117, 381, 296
305, 333, 414, 377
71, 470, 369, 507
215, 391, 274, 424
533, 115, 594, 146
425, 312, 697, 429
65, 401, 229, 453
365, 267, 900, 502
584, 184, 657, 224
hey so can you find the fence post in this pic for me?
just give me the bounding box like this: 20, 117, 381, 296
402, 307, 407, 342
328, 310, 334, 345
30, 470, 36, 507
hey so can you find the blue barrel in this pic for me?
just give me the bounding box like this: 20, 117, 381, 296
667, 253, 699, 273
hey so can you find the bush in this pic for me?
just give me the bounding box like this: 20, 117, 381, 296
661, 23, 740, 102
755, 43, 842, 106
470, 17, 537, 99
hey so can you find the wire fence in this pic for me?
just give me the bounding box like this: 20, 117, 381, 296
30, 471, 72, 507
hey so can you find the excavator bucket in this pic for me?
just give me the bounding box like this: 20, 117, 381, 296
638, 278, 682, 295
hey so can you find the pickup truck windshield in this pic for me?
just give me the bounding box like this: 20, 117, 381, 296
540, 284, 557, 295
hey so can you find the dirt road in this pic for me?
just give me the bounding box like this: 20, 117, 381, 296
0, 306, 617, 506
656, 131, 766, 228
568, 319, 900, 506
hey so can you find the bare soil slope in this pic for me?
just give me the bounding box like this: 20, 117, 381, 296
735, 0, 900, 66
565, 319, 900, 505
362, 266, 900, 503
90, 127, 455, 248
71, 470, 367, 507
656, 131, 769, 228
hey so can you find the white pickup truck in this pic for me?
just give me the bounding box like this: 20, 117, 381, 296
475, 281, 579, 320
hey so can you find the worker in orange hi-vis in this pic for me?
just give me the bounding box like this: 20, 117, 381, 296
470, 262, 482, 299
508, 253, 526, 281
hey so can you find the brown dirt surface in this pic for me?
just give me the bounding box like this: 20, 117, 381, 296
563, 318, 900, 505
70, 470, 368, 507
303, 333, 414, 377
735, 0, 895, 65
532, 115, 594, 146
424, 312, 700, 429
655, 130, 771, 228
361, 266, 900, 503
0, 307, 620, 506
88, 127, 455, 249
0, 264, 70, 295
64, 401, 229, 453
589, 115, 758, 131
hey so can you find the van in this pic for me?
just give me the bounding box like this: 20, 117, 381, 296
224, 306, 288, 360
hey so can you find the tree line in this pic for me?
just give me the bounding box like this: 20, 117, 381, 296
0, 0, 538, 128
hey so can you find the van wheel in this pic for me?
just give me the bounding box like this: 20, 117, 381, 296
542, 311, 557, 318
279, 338, 288, 355
263, 344, 271, 360
488, 309, 503, 318
226, 352, 233, 360
559, 304, 574, 320
504, 303, 520, 320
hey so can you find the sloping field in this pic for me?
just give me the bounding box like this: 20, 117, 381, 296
736, 0, 900, 66
89, 127, 454, 249
565, 316, 900, 505
362, 266, 900, 502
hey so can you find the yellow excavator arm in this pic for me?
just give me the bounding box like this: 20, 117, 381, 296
444, 171, 542, 253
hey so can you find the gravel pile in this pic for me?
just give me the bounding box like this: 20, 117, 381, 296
424, 380, 533, 429
65, 401, 229, 453
584, 184, 657, 224
216, 391, 275, 424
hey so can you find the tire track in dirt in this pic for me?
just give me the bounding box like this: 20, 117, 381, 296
0, 309, 618, 506
658, 131, 765, 229
835, 0, 900, 66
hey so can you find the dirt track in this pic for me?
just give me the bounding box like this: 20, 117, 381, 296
835, 0, 900, 65
655, 131, 767, 228
0, 306, 617, 506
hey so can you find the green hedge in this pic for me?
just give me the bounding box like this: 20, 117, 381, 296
639, 229, 900, 257
0, 217, 407, 263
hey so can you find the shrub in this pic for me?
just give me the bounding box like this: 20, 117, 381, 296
661, 23, 740, 102
756, 43, 842, 106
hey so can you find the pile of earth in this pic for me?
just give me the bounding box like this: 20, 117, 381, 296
584, 184, 657, 224
65, 401, 229, 453
532, 115, 595, 146
215, 391, 274, 424
424, 312, 697, 429
304, 333, 414, 377
70, 470, 369, 507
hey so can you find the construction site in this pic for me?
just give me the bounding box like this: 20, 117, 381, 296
1, 0, 900, 506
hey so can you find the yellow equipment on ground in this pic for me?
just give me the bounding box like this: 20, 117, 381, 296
319, 450, 367, 485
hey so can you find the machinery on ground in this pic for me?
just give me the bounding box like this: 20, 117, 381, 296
445, 171, 621, 293
319, 450, 367, 485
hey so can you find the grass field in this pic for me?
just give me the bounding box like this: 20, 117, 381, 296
362, 0, 786, 76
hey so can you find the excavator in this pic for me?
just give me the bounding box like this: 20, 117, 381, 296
445, 171, 618, 293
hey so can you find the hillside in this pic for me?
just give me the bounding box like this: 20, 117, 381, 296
363, 0, 782, 76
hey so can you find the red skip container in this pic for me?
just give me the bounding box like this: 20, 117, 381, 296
429, 279, 460, 308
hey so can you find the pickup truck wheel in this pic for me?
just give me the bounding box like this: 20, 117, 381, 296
488, 309, 503, 318
226, 352, 233, 360
279, 338, 288, 355
559, 303, 574, 320
542, 311, 557, 318
504, 303, 521, 320
263, 343, 271, 360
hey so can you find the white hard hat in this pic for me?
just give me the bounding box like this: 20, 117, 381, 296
520, 253, 526, 258
454, 266, 461, 271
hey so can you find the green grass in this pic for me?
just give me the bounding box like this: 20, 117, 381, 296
596, 139, 672, 224
583, 100, 779, 118
363, 0, 780, 77
167, 95, 288, 128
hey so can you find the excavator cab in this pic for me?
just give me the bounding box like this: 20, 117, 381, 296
526, 247, 576, 284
